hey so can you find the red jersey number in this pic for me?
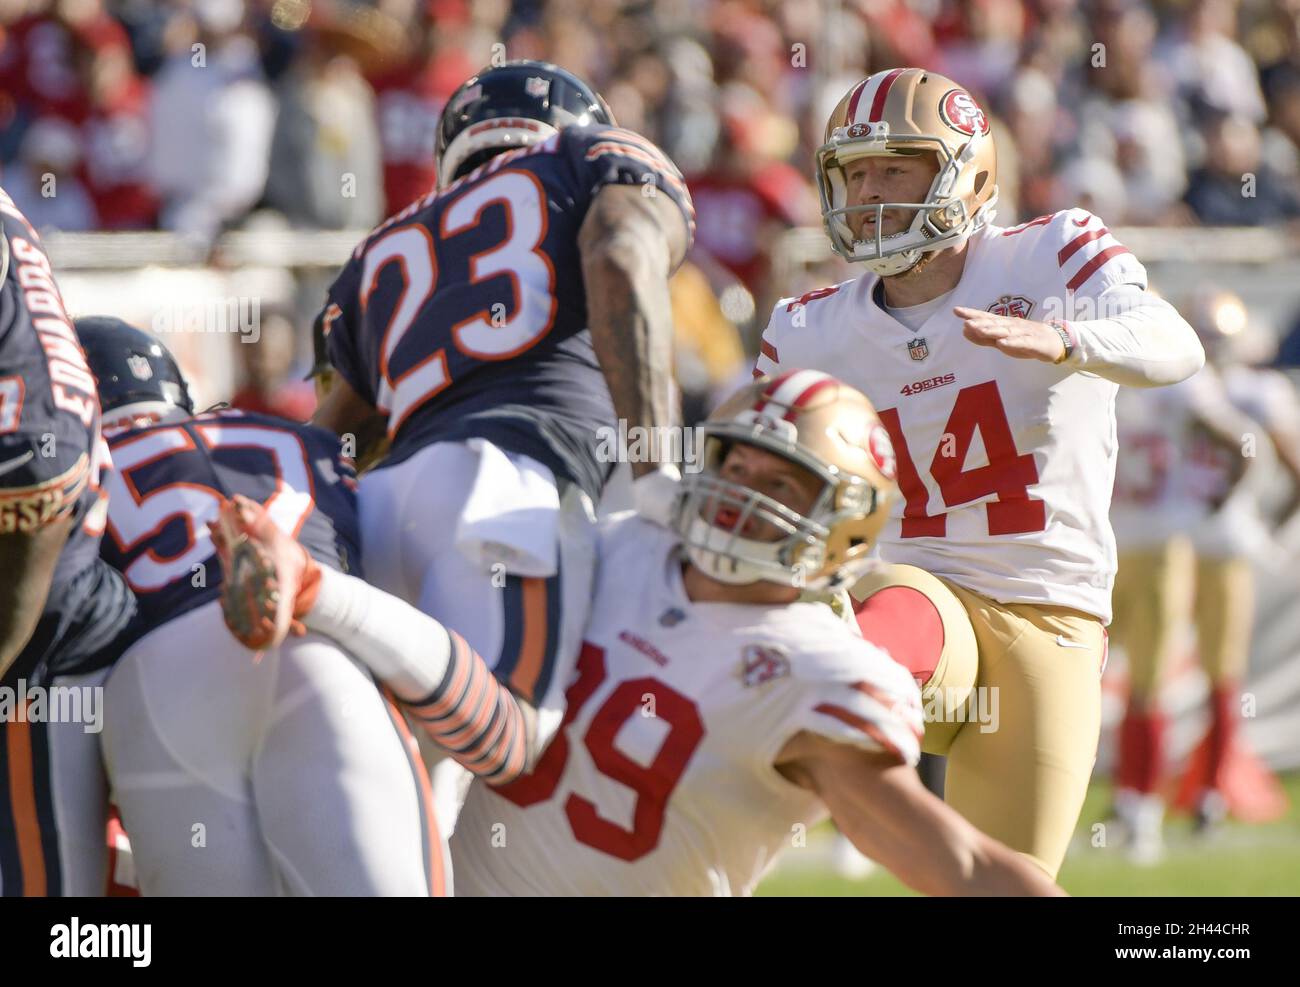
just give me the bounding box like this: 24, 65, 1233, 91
494, 642, 706, 861
879, 380, 1046, 538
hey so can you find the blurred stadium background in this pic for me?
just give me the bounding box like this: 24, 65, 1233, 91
4, 0, 1300, 893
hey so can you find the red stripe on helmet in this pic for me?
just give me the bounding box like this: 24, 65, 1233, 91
782, 377, 837, 422
868, 68, 906, 122
753, 369, 806, 413
845, 79, 870, 124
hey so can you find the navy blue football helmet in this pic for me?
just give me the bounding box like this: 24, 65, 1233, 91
435, 60, 614, 187
75, 316, 194, 426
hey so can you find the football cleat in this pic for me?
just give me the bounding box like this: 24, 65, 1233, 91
1110, 788, 1166, 865
1127, 799, 1166, 866
209, 494, 321, 653
1193, 789, 1229, 835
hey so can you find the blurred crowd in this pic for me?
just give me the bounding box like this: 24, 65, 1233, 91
6, 0, 1300, 237
6, 0, 1300, 406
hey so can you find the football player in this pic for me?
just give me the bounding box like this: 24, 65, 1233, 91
0, 191, 136, 896
80, 318, 527, 895
1176, 291, 1300, 829
219, 371, 1062, 896
1109, 332, 1259, 862
310, 60, 694, 833
753, 68, 1205, 876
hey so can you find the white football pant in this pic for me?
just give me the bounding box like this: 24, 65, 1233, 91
357, 438, 599, 839
100, 602, 439, 896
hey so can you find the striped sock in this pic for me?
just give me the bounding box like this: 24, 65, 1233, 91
406, 629, 528, 784
305, 566, 528, 784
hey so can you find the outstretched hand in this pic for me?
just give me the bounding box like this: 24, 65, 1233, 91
954, 306, 1066, 364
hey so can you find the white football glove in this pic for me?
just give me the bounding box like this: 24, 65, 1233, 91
633, 463, 682, 529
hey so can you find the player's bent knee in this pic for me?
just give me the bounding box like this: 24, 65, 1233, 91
849, 563, 979, 755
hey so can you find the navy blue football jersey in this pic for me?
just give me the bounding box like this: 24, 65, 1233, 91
0, 188, 134, 685
100, 408, 362, 648
319, 124, 696, 499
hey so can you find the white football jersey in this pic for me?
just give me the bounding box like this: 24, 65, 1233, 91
450, 515, 923, 897
756, 209, 1150, 621
1222, 365, 1300, 437
1111, 368, 1239, 549
1195, 365, 1298, 559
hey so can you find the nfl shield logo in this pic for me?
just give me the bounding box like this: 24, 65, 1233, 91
525, 76, 551, 99
126, 354, 153, 380
908, 338, 929, 362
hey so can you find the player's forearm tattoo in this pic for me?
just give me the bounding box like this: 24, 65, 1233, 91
581, 190, 683, 475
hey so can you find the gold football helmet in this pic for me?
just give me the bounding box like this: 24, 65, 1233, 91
1181, 287, 1259, 365
817, 67, 999, 275
671, 371, 897, 590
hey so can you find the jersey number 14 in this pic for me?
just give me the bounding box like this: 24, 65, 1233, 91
879, 380, 1046, 537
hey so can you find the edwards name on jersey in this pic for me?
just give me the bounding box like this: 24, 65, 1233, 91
450, 516, 922, 896
757, 209, 1147, 621
0, 188, 133, 685
320, 123, 696, 500
100, 408, 361, 652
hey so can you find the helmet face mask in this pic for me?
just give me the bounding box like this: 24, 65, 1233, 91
676, 462, 835, 588
435, 60, 614, 188
670, 373, 896, 592
818, 70, 999, 275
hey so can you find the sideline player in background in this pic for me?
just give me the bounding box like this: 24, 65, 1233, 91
218, 371, 1063, 896
1108, 321, 1258, 862
755, 68, 1204, 876
311, 61, 694, 836
0, 193, 136, 896
1171, 291, 1298, 831
81, 318, 527, 895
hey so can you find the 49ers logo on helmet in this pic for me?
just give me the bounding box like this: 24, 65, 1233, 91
938, 89, 990, 137
868, 424, 897, 481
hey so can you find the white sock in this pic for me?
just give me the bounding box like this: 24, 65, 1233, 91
307, 566, 528, 783
306, 565, 451, 701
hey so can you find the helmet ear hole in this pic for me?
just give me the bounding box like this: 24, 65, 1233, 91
974, 171, 989, 195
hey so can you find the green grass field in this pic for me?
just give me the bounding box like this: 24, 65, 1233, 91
756, 774, 1300, 896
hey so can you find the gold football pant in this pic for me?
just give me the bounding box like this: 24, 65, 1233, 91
1193, 555, 1253, 686
1110, 538, 1196, 702
1112, 542, 1251, 694
852, 565, 1105, 879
